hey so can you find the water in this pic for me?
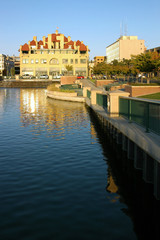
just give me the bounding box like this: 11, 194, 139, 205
0, 88, 159, 240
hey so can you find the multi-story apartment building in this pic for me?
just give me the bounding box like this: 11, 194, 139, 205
106, 36, 146, 63
20, 30, 89, 78
94, 56, 106, 65
0, 54, 6, 76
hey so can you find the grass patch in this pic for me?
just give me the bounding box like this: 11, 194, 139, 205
129, 82, 160, 86
138, 92, 160, 100
47, 84, 75, 93
89, 78, 96, 84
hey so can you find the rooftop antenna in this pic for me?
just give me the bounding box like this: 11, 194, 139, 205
120, 22, 122, 37
124, 23, 128, 36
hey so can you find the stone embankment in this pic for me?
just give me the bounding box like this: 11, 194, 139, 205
0, 80, 56, 88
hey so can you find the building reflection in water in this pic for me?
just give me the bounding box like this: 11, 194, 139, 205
20, 89, 88, 140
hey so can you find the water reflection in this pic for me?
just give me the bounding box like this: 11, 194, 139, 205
20, 89, 89, 140
87, 107, 160, 240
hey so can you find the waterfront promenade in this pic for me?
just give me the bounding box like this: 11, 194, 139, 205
78, 79, 160, 200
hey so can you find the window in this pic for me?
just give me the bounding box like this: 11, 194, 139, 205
80, 59, 86, 64
62, 59, 68, 64
41, 59, 47, 64
22, 59, 29, 64
70, 59, 73, 64
31, 59, 34, 64
49, 58, 59, 65
75, 59, 78, 64
35, 59, 39, 64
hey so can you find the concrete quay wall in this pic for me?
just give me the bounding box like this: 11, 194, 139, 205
0, 80, 55, 88
85, 97, 160, 200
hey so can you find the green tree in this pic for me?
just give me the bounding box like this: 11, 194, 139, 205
11, 67, 15, 76
65, 65, 73, 75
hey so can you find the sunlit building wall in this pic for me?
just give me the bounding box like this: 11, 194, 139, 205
106, 36, 145, 63
20, 30, 89, 77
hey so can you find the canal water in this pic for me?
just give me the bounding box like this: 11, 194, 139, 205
0, 88, 160, 240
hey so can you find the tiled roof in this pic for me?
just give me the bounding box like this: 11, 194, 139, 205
38, 40, 43, 45
21, 43, 29, 51
68, 40, 74, 45
52, 34, 56, 41
64, 41, 74, 49
79, 43, 87, 51
43, 44, 48, 49
30, 40, 36, 46
51, 34, 60, 42
64, 36, 68, 42
76, 40, 81, 46
45, 37, 48, 42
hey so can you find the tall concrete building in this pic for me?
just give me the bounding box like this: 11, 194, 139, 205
20, 30, 89, 78
106, 36, 146, 63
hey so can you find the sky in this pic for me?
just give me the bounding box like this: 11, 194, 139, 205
0, 0, 160, 60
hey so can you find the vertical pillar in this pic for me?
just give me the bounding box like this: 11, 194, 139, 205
122, 135, 128, 151
116, 131, 122, 145
143, 153, 154, 183
154, 160, 160, 200
134, 145, 143, 170
127, 139, 134, 160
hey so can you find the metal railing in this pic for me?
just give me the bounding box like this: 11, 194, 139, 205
87, 90, 91, 99
96, 93, 108, 110
119, 97, 160, 135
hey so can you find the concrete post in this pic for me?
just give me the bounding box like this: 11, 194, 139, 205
83, 87, 91, 98
108, 90, 130, 117
91, 90, 103, 105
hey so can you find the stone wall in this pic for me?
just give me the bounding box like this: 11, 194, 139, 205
125, 85, 160, 97
61, 76, 77, 85
0, 80, 53, 88
96, 80, 114, 87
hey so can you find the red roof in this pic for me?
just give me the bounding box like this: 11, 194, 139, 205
30, 40, 36, 46
64, 36, 68, 42
51, 33, 60, 42
38, 40, 43, 45
43, 44, 48, 49
76, 40, 81, 46
79, 43, 87, 51
45, 37, 48, 42
64, 41, 74, 49
68, 40, 74, 45
52, 34, 56, 41
21, 43, 29, 51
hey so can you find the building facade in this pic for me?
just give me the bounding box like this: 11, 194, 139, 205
0, 54, 15, 76
94, 56, 106, 65
20, 30, 89, 78
0, 54, 6, 76
106, 36, 145, 63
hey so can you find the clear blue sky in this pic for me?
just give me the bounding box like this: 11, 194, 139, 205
0, 0, 159, 60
